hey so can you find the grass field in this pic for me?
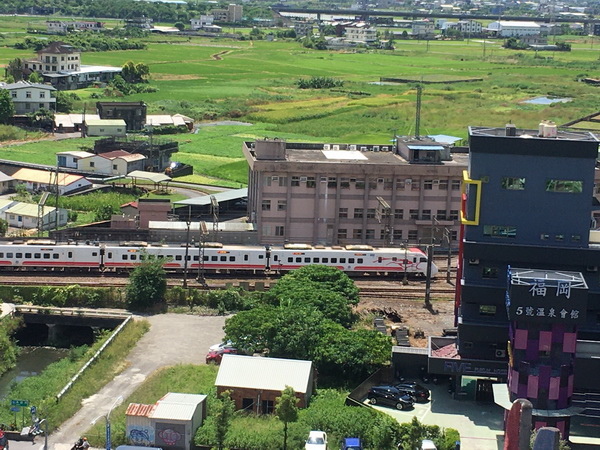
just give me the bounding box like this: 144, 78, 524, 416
1, 20, 599, 186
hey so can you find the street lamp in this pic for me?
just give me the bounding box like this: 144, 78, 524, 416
402, 240, 409, 286
92, 396, 123, 450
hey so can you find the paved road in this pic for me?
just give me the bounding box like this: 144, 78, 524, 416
8, 313, 227, 450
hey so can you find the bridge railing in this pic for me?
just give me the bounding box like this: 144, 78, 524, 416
14, 305, 131, 319
55, 314, 133, 402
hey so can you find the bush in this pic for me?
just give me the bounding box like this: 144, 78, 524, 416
297, 76, 344, 89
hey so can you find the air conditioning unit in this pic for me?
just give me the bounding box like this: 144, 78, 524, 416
405, 179, 412, 184
332, 144, 340, 151
433, 180, 440, 185
323, 144, 330, 150
377, 178, 384, 183
320, 177, 327, 183
360, 146, 367, 151
373, 146, 380, 152
495, 349, 506, 358
468, 258, 479, 265
349, 145, 357, 151
300, 176, 308, 182
382, 146, 389, 151
272, 176, 279, 181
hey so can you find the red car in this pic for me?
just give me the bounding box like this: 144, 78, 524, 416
206, 347, 238, 364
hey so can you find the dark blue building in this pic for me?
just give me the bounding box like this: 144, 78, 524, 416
427, 124, 600, 439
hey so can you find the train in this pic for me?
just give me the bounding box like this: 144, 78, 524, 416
0, 241, 438, 277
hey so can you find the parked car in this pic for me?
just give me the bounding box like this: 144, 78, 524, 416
367, 385, 414, 410
208, 340, 235, 352
342, 437, 363, 449
420, 439, 437, 450
305, 430, 327, 449
394, 381, 430, 402
205, 347, 238, 364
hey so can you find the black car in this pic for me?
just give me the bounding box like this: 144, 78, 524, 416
367, 385, 414, 410
395, 382, 430, 402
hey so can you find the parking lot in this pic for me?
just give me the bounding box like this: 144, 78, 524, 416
366, 383, 600, 449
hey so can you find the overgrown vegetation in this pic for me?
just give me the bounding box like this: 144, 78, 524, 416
14, 34, 146, 52
0, 318, 149, 433
0, 316, 22, 377
126, 254, 168, 311
297, 76, 344, 89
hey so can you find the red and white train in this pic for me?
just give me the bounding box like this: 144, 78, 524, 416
0, 241, 438, 276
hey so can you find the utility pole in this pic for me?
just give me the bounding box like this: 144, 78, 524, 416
183, 206, 191, 289
402, 240, 409, 286
197, 221, 208, 285
424, 244, 433, 309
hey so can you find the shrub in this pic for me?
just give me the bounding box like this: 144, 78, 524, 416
297, 76, 344, 89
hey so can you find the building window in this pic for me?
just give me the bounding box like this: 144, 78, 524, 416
265, 176, 272, 186
340, 178, 350, 189
501, 177, 526, 190
380, 229, 387, 240
261, 200, 271, 211
90, 161, 95, 167
261, 400, 274, 414
113, 164, 117, 170
411, 181, 420, 191
555, 234, 564, 241
338, 228, 347, 239
396, 179, 405, 190
26, 91, 31, 98
365, 229, 375, 239
353, 229, 363, 239
369, 178, 377, 189
482, 267, 498, 279
278, 176, 287, 187
394, 209, 403, 219
393, 229, 403, 240
409, 209, 419, 220
483, 225, 516, 238
439, 180, 448, 190
39, 103, 44, 108
408, 230, 418, 241
384, 178, 393, 190
546, 179, 582, 193
422, 210, 431, 220
424, 180, 433, 190
450, 231, 457, 241
275, 226, 285, 236
540, 233, 550, 240
338, 208, 348, 218
354, 208, 364, 219
355, 179, 365, 189
366, 209, 376, 219
436, 210, 447, 220
571, 234, 581, 242
291, 176, 300, 187
451, 180, 461, 190
306, 177, 316, 188
277, 200, 286, 211
11, 91, 16, 98
449, 210, 459, 220
328, 177, 337, 188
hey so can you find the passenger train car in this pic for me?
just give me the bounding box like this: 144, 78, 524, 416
0, 241, 438, 276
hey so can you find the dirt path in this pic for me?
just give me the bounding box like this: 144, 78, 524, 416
48, 314, 227, 450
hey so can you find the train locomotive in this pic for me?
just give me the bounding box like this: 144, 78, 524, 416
0, 241, 438, 277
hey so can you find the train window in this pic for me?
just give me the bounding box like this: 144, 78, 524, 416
167, 255, 173, 260
392, 257, 397, 261
358, 258, 363, 263
274, 255, 279, 261
340, 258, 346, 263
244, 255, 249, 261
157, 255, 165, 259
349, 258, 355, 263
108, 252, 112, 258
304, 257, 310, 263
331, 258, 337, 263
122, 255, 128, 260
131, 255, 137, 261
16, 253, 22, 258
25, 253, 31, 258
6, 253, 12, 258
34, 253, 41, 259
229, 256, 235, 261
193, 256, 198, 261
67, 252, 72, 258
482, 267, 498, 279
175, 255, 182, 261
313, 257, 319, 263
211, 256, 218, 261
258, 255, 264, 259
140, 254, 145, 260
203, 256, 209, 261
0, 253, 3, 257
296, 257, 302, 263
53, 254, 59, 259
220, 256, 227, 261
413, 258, 417, 263
288, 257, 293, 263
378, 257, 382, 263
43, 254, 50, 259
322, 258, 328, 263
92, 252, 97, 257
420, 257, 427, 262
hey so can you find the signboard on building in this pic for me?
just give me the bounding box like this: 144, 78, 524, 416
506, 268, 588, 324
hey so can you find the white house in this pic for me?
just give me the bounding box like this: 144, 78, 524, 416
190, 15, 215, 30
487, 21, 541, 37
412, 20, 435, 37
0, 81, 56, 115
56, 150, 95, 169
4, 202, 68, 230
79, 150, 146, 176
10, 167, 91, 195
0, 171, 15, 194
458, 20, 482, 35
84, 118, 126, 137
344, 24, 378, 44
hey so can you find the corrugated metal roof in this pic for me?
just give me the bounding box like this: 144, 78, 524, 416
150, 403, 197, 421
159, 392, 207, 404
6, 202, 56, 218
56, 151, 95, 158
127, 170, 171, 184
0, 171, 14, 183
85, 119, 126, 127
11, 168, 86, 186
215, 355, 313, 393
174, 188, 247, 206
406, 145, 445, 151
148, 221, 254, 232
125, 403, 156, 417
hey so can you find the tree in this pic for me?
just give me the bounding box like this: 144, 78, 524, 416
275, 386, 299, 450
0, 218, 8, 236
4, 58, 24, 81
126, 254, 167, 310
27, 71, 43, 83
55, 91, 79, 113
28, 108, 54, 129
0, 316, 21, 377
94, 204, 117, 221
0, 89, 15, 124
121, 61, 150, 84
174, 22, 185, 31
214, 391, 235, 450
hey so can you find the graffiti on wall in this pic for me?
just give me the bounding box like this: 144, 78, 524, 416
127, 426, 155, 446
